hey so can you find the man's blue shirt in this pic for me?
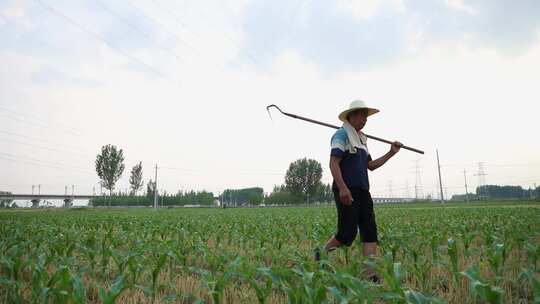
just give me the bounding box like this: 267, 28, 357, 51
330, 128, 372, 190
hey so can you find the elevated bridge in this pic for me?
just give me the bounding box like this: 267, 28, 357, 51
0, 194, 100, 208
372, 197, 416, 204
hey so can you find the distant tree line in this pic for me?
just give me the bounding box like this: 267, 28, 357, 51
451, 185, 539, 201
220, 187, 264, 206
90, 189, 215, 207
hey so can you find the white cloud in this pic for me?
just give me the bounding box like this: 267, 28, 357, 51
0, 0, 27, 19
336, 0, 381, 20
336, 0, 405, 20
444, 0, 476, 15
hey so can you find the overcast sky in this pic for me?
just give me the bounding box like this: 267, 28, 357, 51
1, 0, 539, 200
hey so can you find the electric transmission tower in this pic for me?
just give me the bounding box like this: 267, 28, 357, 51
474, 162, 488, 199
413, 159, 424, 200
405, 180, 410, 198
463, 169, 469, 202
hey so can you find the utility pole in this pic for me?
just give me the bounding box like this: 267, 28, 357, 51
154, 164, 158, 209
436, 149, 444, 203
72, 185, 74, 196
161, 189, 164, 207
32, 185, 35, 195
463, 169, 469, 202
413, 159, 423, 200
38, 184, 41, 195
306, 164, 310, 206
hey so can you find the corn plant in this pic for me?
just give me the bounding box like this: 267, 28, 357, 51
447, 238, 460, 287
460, 264, 504, 304
519, 268, 540, 304
486, 243, 506, 284
98, 275, 129, 304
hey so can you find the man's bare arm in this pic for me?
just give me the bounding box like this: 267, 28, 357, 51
368, 141, 402, 171
330, 156, 353, 205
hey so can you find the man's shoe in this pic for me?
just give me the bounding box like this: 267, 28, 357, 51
368, 274, 381, 284
314, 247, 321, 261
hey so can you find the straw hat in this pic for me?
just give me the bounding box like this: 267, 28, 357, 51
338, 100, 379, 122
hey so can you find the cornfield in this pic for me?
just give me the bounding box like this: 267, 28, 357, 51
1, 201, 539, 303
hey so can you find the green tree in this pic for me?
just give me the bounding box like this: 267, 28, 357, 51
315, 183, 333, 203
477, 184, 529, 199
265, 185, 300, 205
129, 162, 144, 195
95, 145, 125, 197
220, 187, 264, 206
146, 179, 156, 201
284, 158, 323, 204
0, 191, 13, 208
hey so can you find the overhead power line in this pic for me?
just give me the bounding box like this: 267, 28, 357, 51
0, 130, 84, 151
0, 137, 91, 158
0, 113, 85, 137
150, 0, 262, 67
0, 152, 93, 174
94, 0, 185, 63
122, 0, 231, 72
35, 0, 169, 80
123, 0, 201, 54
0, 105, 84, 135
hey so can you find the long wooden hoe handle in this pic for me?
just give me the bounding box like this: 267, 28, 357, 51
266, 104, 425, 155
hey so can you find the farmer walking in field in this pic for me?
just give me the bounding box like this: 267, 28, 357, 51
315, 100, 402, 282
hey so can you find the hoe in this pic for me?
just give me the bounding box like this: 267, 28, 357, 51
266, 104, 424, 154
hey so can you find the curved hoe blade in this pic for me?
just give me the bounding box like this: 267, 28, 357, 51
266, 104, 284, 120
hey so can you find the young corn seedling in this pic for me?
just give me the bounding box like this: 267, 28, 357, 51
487, 243, 506, 284
30, 253, 49, 303
405, 247, 431, 291
0, 245, 27, 303
364, 254, 407, 301
519, 268, 540, 304
248, 270, 274, 304
404, 290, 446, 304
70, 272, 87, 304
100, 236, 113, 280
196, 256, 242, 304
329, 271, 373, 303
126, 252, 144, 286
447, 238, 461, 287
526, 242, 540, 272
44, 265, 75, 304
146, 253, 169, 303
98, 275, 129, 304
460, 263, 504, 304
292, 266, 327, 304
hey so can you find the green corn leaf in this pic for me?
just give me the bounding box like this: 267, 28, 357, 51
71, 274, 86, 304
